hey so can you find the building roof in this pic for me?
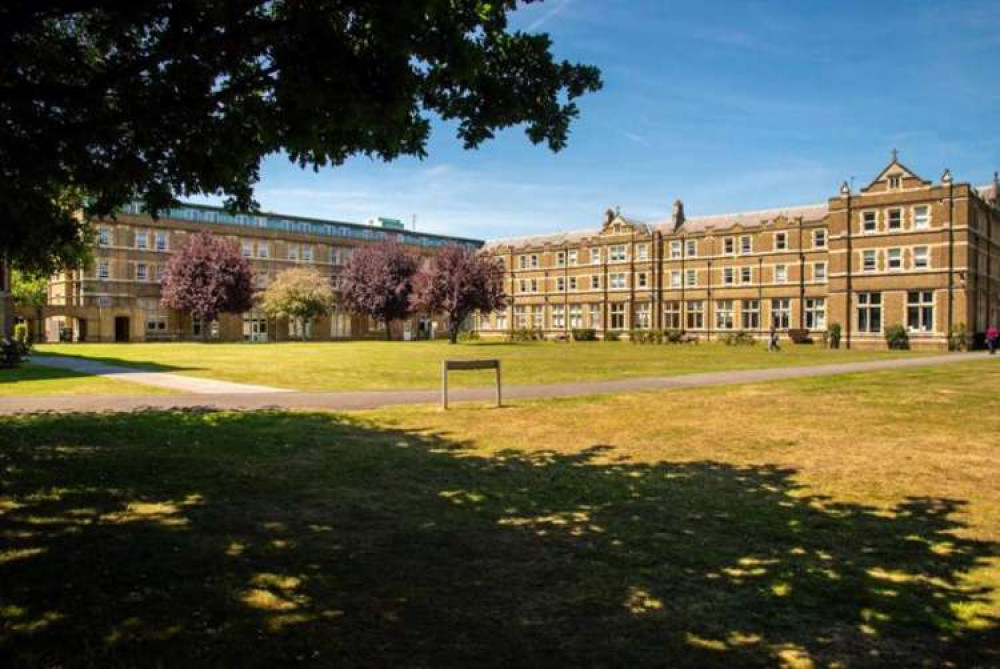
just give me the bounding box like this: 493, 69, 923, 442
485, 201, 829, 250
975, 182, 997, 204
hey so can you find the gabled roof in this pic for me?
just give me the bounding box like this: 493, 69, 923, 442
860, 151, 931, 192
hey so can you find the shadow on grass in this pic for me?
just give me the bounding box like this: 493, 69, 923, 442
0, 410, 996, 667
29, 351, 197, 375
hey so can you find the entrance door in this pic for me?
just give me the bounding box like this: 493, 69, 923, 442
77, 319, 88, 342
114, 316, 130, 342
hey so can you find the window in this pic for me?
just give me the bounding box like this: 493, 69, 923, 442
569, 305, 583, 329
670, 241, 683, 259
135, 231, 149, 249
154, 231, 168, 252
556, 277, 566, 292
715, 300, 734, 330
723, 267, 735, 285
519, 255, 529, 270
609, 303, 626, 330
670, 270, 682, 288
242, 241, 253, 257
724, 237, 735, 255
741, 266, 752, 284
591, 248, 602, 264
551, 305, 565, 329
98, 260, 110, 280
302, 246, 314, 262
145, 316, 167, 332
568, 250, 578, 266
530, 278, 539, 293
99, 227, 111, 246
805, 298, 826, 330
496, 309, 508, 330
287, 244, 299, 261
686, 301, 704, 329
531, 305, 543, 329
740, 235, 752, 254
589, 303, 602, 328
686, 269, 697, 287
887, 248, 902, 270
814, 262, 827, 282
609, 273, 626, 290
609, 244, 627, 262
741, 299, 760, 330
258, 243, 269, 259
907, 291, 934, 333
568, 277, 578, 291
591, 275, 601, 290
556, 251, 566, 267
771, 299, 791, 329
636, 272, 648, 288
814, 229, 827, 248
774, 232, 787, 251
529, 254, 539, 268
514, 305, 527, 328
664, 301, 682, 329
913, 206, 930, 230
637, 244, 649, 261
862, 250, 876, 272
686, 239, 698, 257
888, 175, 902, 189
913, 246, 929, 269
634, 303, 651, 330
857, 292, 882, 333
862, 211, 877, 233
133, 263, 146, 281
888, 209, 902, 230
155, 265, 165, 282
775, 264, 788, 283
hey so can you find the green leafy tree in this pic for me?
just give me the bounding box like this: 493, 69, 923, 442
0, 2, 602, 273
11, 269, 48, 309
259, 267, 337, 340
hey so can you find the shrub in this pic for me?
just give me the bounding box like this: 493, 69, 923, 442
721, 331, 756, 346
827, 323, 842, 349
14, 323, 29, 344
949, 323, 968, 351
457, 330, 480, 342
0, 338, 29, 368
664, 329, 684, 344
571, 328, 597, 341
603, 331, 621, 342
629, 329, 650, 344
788, 328, 813, 344
507, 327, 544, 342
885, 324, 910, 350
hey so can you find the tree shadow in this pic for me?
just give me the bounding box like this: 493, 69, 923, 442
0, 411, 996, 667
28, 351, 197, 375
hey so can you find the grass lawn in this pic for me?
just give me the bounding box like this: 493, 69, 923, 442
0, 363, 174, 397
34, 340, 934, 392
1, 361, 997, 666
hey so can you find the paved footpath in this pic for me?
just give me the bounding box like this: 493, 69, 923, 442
2, 353, 992, 415
29, 355, 293, 394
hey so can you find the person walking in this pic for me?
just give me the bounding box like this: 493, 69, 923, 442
768, 326, 781, 352
987, 325, 999, 355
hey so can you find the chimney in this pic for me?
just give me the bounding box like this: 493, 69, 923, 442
992, 171, 999, 206
672, 199, 685, 230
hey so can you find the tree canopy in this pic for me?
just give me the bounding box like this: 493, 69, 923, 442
259, 266, 336, 340
160, 231, 254, 327
340, 241, 419, 340
412, 245, 506, 343
0, 1, 602, 274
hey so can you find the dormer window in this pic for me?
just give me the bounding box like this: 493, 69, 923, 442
888, 175, 902, 189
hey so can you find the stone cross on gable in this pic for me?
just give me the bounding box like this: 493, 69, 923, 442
891, 148, 899, 162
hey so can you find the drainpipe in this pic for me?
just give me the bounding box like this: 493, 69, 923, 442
944, 170, 955, 344
706, 237, 713, 342
798, 217, 805, 330
563, 243, 569, 337
841, 182, 853, 349
758, 256, 764, 335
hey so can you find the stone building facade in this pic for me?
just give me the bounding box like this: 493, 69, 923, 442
478, 157, 1000, 349
0, 254, 13, 338
31, 203, 481, 342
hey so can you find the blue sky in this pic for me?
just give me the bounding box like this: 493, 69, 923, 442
191, 0, 1000, 240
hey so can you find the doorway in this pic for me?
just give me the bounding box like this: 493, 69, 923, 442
77, 319, 88, 342
114, 316, 130, 342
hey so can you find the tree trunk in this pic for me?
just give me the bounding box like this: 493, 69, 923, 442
385, 320, 393, 341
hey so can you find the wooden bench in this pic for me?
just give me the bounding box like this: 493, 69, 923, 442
441, 359, 501, 410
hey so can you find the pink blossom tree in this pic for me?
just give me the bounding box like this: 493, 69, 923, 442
340, 240, 419, 340
412, 245, 506, 344
160, 231, 254, 337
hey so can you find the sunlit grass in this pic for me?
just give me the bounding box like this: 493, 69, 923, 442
35, 339, 934, 391
0, 363, 174, 396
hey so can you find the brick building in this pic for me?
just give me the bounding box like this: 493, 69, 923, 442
28, 203, 481, 342
478, 156, 1000, 349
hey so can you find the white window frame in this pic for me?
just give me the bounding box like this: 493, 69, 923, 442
814, 229, 827, 249
906, 291, 934, 333
913, 246, 929, 269
814, 262, 827, 282
775, 264, 788, 283
774, 232, 787, 251
857, 292, 882, 334
913, 205, 930, 230
887, 248, 902, 271
862, 250, 876, 272
862, 211, 877, 234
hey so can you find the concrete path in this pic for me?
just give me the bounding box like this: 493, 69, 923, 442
2, 353, 993, 415
29, 355, 293, 395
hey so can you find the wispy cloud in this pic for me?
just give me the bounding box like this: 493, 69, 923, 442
526, 0, 572, 32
